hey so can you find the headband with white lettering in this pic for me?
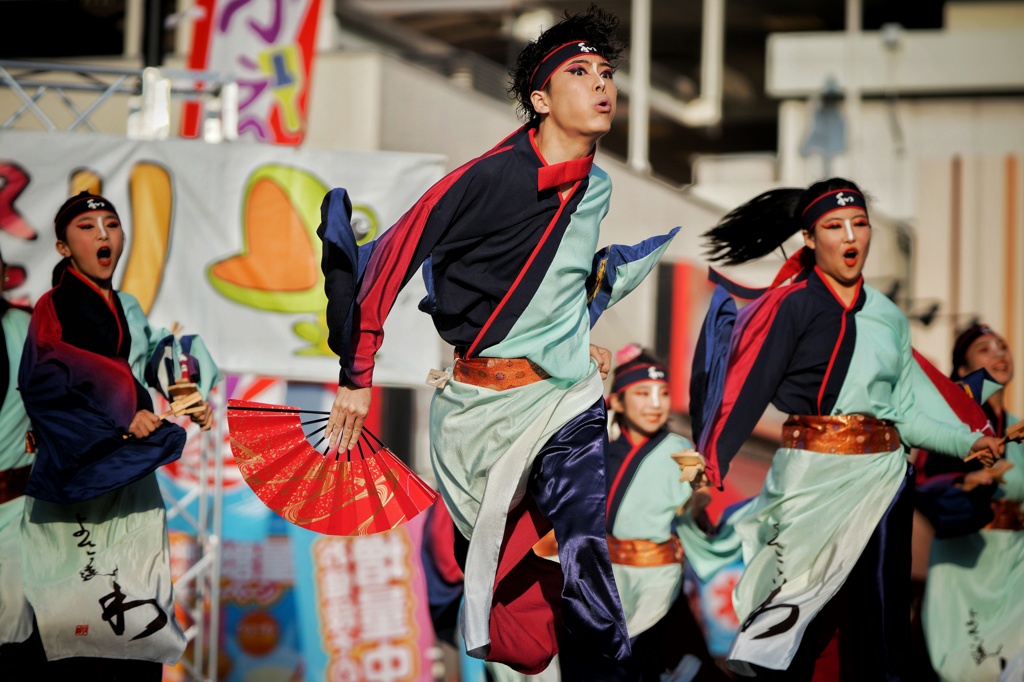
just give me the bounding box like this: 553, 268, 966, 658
800, 188, 867, 231
529, 41, 606, 93
611, 363, 668, 395
54, 191, 119, 241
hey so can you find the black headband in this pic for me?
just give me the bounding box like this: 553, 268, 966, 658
611, 363, 668, 395
529, 41, 605, 93
54, 192, 118, 240
800, 188, 867, 231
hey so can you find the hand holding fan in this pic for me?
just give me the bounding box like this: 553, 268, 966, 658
227, 399, 437, 535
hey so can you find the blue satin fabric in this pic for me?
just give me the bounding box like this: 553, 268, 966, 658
526, 397, 635, 680
916, 474, 996, 538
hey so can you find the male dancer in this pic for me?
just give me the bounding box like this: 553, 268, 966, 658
320, 7, 676, 679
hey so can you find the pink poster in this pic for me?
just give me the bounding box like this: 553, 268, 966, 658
182, 0, 322, 144
290, 512, 436, 681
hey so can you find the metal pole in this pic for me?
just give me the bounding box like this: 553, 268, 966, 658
0, 67, 58, 131
144, 0, 165, 67
701, 0, 724, 123
195, 402, 208, 681
207, 386, 226, 682
628, 0, 651, 174
124, 0, 144, 59
845, 0, 861, 178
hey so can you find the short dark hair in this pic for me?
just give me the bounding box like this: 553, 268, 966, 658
508, 4, 625, 127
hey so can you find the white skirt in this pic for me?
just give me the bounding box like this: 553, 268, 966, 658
727, 446, 908, 675
21, 473, 185, 664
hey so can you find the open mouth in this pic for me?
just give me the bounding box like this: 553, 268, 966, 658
843, 248, 858, 267
595, 98, 611, 112
97, 246, 112, 265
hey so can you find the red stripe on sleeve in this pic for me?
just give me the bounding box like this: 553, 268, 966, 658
349, 143, 513, 386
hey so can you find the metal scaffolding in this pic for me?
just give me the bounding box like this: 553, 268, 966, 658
159, 387, 228, 682
0, 59, 238, 142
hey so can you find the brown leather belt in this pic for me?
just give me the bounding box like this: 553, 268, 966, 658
452, 355, 550, 391
606, 534, 683, 567
986, 499, 1024, 531
782, 414, 900, 455
0, 465, 31, 505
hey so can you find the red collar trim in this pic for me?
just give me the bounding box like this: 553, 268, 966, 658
65, 266, 114, 303
620, 428, 649, 449
814, 265, 863, 310
529, 128, 595, 191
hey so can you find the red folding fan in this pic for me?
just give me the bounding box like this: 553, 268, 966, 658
227, 399, 437, 536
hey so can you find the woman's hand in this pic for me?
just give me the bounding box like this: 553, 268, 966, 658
960, 459, 1013, 491
590, 344, 611, 379
966, 435, 1005, 467
189, 402, 214, 431
129, 410, 163, 439
683, 486, 713, 518
327, 383, 373, 451
960, 469, 996, 491
689, 470, 712, 491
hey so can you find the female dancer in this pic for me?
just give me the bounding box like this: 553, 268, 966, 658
693, 177, 1003, 679
919, 324, 1023, 681
319, 7, 678, 679
604, 345, 726, 681
18, 192, 218, 678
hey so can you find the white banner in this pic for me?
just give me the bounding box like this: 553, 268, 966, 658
0, 130, 444, 386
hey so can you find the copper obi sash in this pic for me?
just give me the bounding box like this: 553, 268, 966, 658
782, 414, 901, 455
606, 534, 683, 567
452, 355, 550, 392
0, 465, 31, 505
986, 499, 1024, 531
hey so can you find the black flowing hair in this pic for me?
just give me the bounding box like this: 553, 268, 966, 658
508, 4, 625, 127
702, 177, 865, 266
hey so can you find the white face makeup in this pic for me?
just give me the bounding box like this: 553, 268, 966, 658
803, 207, 872, 291
56, 208, 124, 291
531, 54, 617, 142
584, 61, 604, 81
611, 379, 671, 440
92, 215, 109, 240
843, 218, 855, 242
